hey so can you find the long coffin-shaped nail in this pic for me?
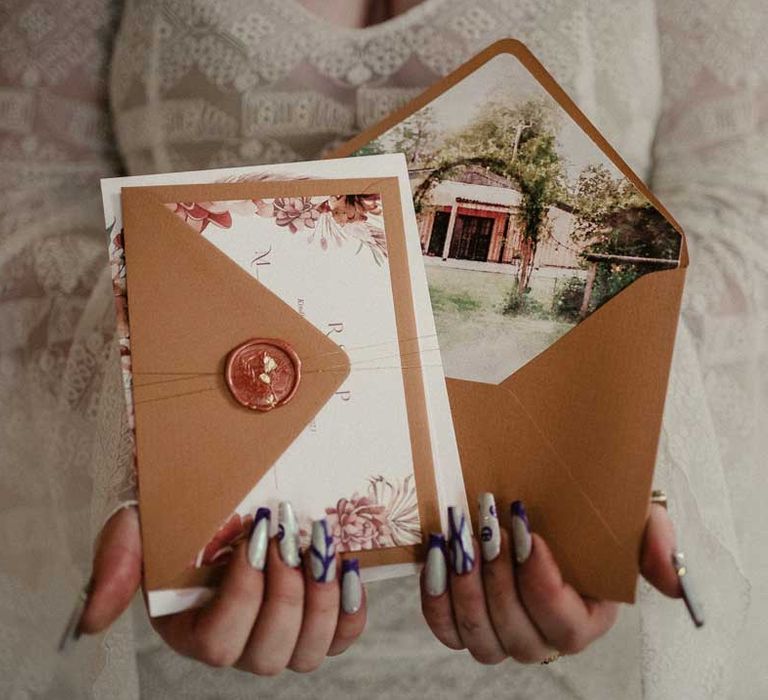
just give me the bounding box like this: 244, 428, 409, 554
277, 501, 300, 567
478, 492, 501, 562
511, 501, 532, 564
247, 507, 270, 570
448, 506, 474, 574
310, 518, 336, 582
341, 559, 362, 614
58, 578, 93, 653
672, 550, 705, 628
424, 533, 448, 596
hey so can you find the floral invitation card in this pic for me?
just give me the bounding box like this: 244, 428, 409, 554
101, 155, 465, 616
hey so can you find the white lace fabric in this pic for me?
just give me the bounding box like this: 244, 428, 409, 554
1, 0, 765, 698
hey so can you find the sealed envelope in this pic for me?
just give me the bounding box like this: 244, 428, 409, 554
101, 156, 465, 616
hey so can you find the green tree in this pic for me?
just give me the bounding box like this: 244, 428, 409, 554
415, 97, 566, 295
386, 107, 438, 166
571, 164, 681, 311
354, 138, 386, 156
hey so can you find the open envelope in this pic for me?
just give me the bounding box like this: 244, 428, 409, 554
119, 176, 444, 600
333, 40, 688, 602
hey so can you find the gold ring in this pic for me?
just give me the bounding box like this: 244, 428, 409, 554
651, 489, 668, 510
541, 652, 562, 665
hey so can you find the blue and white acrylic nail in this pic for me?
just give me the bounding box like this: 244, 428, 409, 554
341, 559, 363, 614
247, 507, 270, 570
511, 501, 532, 564
277, 501, 300, 568
424, 533, 448, 596
478, 493, 501, 562
310, 518, 337, 582
448, 506, 475, 575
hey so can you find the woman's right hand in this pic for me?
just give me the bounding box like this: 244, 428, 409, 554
74, 505, 367, 674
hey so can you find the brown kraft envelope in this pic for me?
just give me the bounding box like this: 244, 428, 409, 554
331, 39, 688, 602
122, 177, 440, 595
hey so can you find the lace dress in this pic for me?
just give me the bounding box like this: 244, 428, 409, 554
1, 0, 765, 697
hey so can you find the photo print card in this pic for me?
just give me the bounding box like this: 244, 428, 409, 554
334, 40, 688, 602
101, 155, 465, 616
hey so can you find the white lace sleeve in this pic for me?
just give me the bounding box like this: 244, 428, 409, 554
637, 2, 767, 697
0, 1, 140, 697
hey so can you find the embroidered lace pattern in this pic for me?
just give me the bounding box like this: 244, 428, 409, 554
0, 0, 764, 697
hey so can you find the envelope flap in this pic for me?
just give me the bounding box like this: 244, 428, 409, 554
122, 187, 350, 589
449, 265, 686, 601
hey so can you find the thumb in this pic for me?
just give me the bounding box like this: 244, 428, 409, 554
78, 505, 143, 635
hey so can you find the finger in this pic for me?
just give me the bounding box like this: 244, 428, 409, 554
153, 508, 269, 666
447, 507, 506, 664
238, 538, 304, 675
482, 528, 553, 663
287, 552, 341, 672
640, 503, 682, 598
78, 506, 142, 635
327, 559, 367, 657
420, 534, 464, 651
516, 532, 619, 654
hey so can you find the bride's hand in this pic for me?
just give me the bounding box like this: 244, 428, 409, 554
74, 506, 366, 674
420, 496, 682, 664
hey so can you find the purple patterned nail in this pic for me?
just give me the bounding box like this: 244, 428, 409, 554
341, 558, 362, 613
425, 533, 448, 595
511, 501, 532, 564
448, 507, 474, 574
310, 518, 336, 582
247, 507, 271, 570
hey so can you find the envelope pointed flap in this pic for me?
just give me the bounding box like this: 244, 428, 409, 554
446, 378, 636, 601
122, 187, 350, 589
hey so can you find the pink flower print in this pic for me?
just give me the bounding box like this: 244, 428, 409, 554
252, 199, 275, 218
326, 495, 392, 552
194, 512, 254, 568
167, 201, 233, 233
272, 197, 322, 233
329, 194, 382, 226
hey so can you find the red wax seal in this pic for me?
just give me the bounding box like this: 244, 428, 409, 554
225, 339, 301, 411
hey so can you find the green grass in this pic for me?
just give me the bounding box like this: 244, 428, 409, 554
428, 285, 482, 315
425, 264, 576, 380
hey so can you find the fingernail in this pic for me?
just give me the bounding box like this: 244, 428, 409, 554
478, 492, 501, 562
58, 578, 93, 653
310, 518, 336, 582
672, 550, 705, 628
511, 501, 532, 564
424, 533, 448, 596
341, 559, 362, 614
247, 507, 270, 570
277, 501, 300, 568
448, 506, 474, 574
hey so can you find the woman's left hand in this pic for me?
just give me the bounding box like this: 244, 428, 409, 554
420, 495, 681, 664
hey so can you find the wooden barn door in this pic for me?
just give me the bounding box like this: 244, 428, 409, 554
449, 214, 494, 261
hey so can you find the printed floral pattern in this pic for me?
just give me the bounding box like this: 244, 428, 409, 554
194, 511, 254, 569
165, 201, 233, 233
165, 193, 389, 265
325, 475, 421, 552
107, 220, 135, 430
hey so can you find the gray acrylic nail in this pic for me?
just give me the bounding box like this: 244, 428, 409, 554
277, 501, 300, 567
58, 578, 92, 653
478, 492, 501, 562
341, 559, 362, 614
424, 533, 448, 596
310, 518, 336, 582
247, 507, 270, 570
448, 506, 474, 575
511, 500, 532, 564
672, 550, 705, 628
